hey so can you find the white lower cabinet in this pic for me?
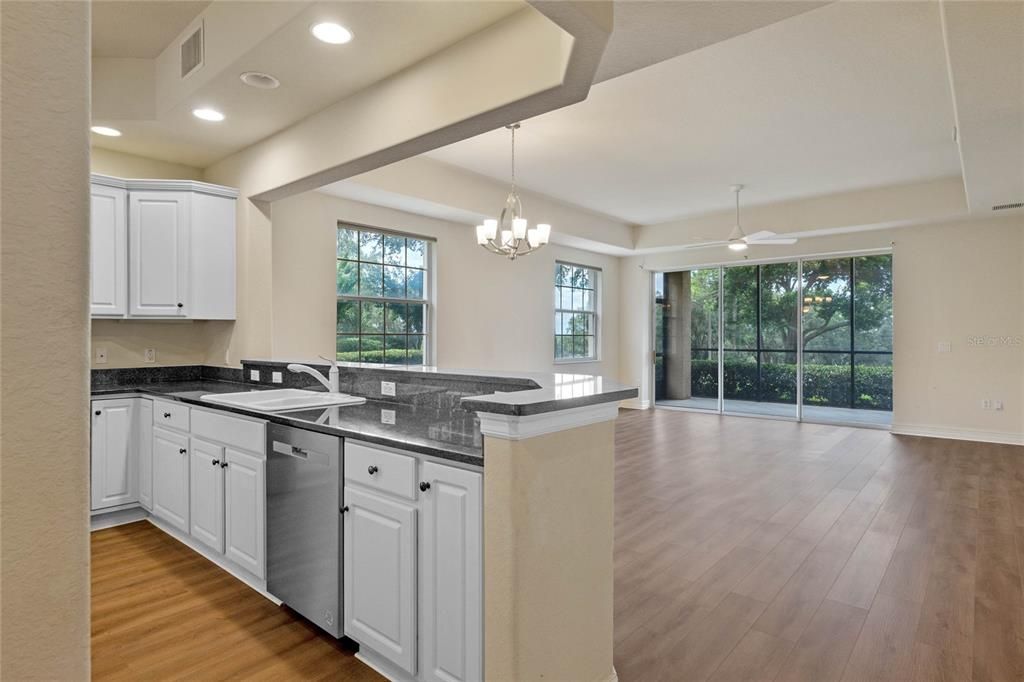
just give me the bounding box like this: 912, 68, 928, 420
190, 437, 226, 553
343, 442, 482, 682
419, 462, 483, 682
152, 425, 190, 532
345, 486, 419, 675
137, 399, 153, 510
91, 399, 137, 510
224, 447, 266, 579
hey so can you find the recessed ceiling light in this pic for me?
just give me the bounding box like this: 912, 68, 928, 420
192, 108, 225, 122
240, 71, 280, 89
311, 22, 352, 44
91, 125, 122, 137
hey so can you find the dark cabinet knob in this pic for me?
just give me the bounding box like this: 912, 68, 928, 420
340, 505, 349, 514
212, 459, 220, 466
179, 448, 186, 454
176, 302, 183, 308
95, 410, 101, 416
221, 461, 228, 468
367, 465, 378, 475
419, 481, 431, 492
163, 412, 171, 418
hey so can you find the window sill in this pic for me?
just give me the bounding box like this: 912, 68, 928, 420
553, 358, 600, 365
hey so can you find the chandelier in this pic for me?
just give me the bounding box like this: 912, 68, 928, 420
475, 123, 551, 260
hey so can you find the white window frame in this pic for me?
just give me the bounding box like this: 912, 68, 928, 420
335, 222, 435, 366
554, 261, 601, 364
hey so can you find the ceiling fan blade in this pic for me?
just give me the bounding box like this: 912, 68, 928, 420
750, 238, 798, 245
743, 230, 777, 242
678, 241, 729, 251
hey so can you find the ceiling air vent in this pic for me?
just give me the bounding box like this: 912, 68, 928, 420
180, 23, 204, 79
992, 202, 1024, 211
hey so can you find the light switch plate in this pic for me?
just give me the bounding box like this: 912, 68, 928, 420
381, 409, 396, 425
250, 369, 260, 381
94, 347, 108, 364
144, 348, 156, 363
272, 371, 283, 384
381, 381, 396, 397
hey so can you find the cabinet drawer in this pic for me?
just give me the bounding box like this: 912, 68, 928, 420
345, 441, 417, 500
153, 400, 189, 432
191, 408, 266, 454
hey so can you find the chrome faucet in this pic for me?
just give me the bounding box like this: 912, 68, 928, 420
287, 356, 340, 393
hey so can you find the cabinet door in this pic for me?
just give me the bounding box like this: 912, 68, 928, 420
90, 183, 127, 317
419, 463, 483, 682
224, 448, 265, 578
189, 437, 225, 553
152, 426, 190, 532
90, 399, 137, 510
344, 486, 417, 675
129, 190, 189, 317
137, 399, 154, 511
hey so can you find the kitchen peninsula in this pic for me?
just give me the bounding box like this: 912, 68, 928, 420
90, 360, 636, 682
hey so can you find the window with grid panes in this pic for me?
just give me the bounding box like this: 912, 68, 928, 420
336, 224, 431, 365
554, 262, 599, 361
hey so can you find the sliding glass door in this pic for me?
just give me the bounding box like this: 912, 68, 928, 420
653, 269, 719, 411
653, 253, 892, 426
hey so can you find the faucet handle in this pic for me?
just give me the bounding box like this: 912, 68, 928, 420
318, 354, 339, 369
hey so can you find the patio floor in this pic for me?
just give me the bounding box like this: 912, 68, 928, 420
655, 396, 892, 426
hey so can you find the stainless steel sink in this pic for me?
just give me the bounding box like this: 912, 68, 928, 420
200, 388, 366, 412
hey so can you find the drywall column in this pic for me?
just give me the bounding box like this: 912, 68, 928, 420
480, 406, 618, 682
1, 1, 92, 678
664, 271, 693, 400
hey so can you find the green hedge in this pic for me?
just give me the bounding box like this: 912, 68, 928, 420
336, 349, 424, 364
684, 358, 891, 410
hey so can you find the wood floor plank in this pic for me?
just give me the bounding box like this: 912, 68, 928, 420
774, 598, 867, 682
841, 593, 922, 681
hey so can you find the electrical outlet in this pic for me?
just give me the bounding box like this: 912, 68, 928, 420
250, 369, 260, 381
982, 399, 992, 410
381, 381, 396, 397
144, 348, 156, 363
937, 341, 951, 353
993, 400, 1004, 411
94, 347, 108, 364
381, 409, 396, 425
272, 371, 283, 384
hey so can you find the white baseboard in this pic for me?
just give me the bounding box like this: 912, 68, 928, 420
891, 423, 1024, 446
91, 506, 148, 531
355, 650, 416, 682
620, 398, 649, 410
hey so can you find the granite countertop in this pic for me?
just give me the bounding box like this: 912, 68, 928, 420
243, 359, 640, 417
92, 380, 484, 466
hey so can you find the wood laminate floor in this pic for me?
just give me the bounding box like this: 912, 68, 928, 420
613, 408, 1024, 682
92, 409, 1024, 681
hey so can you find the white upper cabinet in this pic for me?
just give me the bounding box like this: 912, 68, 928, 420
90, 184, 128, 317
129, 190, 190, 317
90, 175, 237, 320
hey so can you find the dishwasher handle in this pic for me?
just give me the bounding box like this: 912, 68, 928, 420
272, 440, 309, 458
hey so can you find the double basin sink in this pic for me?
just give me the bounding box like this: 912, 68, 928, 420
201, 388, 366, 413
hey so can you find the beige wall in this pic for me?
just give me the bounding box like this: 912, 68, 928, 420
1, 1, 92, 677
88, 148, 216, 367
91, 146, 204, 181
270, 191, 621, 378
618, 215, 1024, 443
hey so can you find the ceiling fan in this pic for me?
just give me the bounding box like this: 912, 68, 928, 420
684, 184, 798, 252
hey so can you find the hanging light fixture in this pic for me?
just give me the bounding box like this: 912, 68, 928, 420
475, 123, 551, 260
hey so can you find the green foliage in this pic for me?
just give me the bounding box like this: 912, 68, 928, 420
688, 358, 892, 410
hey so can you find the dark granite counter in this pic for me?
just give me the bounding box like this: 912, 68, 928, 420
92, 379, 484, 466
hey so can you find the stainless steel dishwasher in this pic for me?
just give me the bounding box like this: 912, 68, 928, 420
266, 424, 344, 637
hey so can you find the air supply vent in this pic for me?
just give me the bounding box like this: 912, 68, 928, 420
992, 202, 1024, 211
180, 23, 204, 79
